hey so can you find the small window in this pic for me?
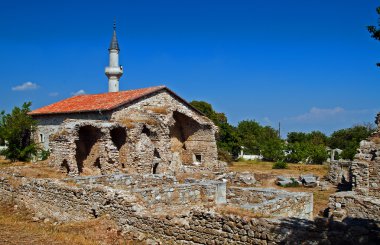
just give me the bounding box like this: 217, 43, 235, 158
195, 154, 202, 162
39, 134, 45, 143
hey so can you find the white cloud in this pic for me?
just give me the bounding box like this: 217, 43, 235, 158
71, 89, 86, 96
262, 117, 272, 124
12, 81, 38, 91
291, 107, 345, 123
49, 92, 59, 97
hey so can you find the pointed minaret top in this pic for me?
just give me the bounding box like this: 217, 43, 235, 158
109, 19, 120, 51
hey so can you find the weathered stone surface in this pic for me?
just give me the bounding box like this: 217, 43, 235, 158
33, 90, 221, 176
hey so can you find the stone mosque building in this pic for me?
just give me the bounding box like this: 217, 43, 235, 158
30, 24, 220, 176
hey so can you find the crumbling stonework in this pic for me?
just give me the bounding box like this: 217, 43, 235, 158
32, 88, 221, 176
327, 160, 352, 186
227, 187, 313, 220
0, 174, 378, 244
328, 115, 380, 222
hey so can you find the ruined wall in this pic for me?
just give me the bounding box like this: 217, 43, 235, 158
227, 187, 313, 220
0, 176, 378, 244
353, 139, 380, 198
328, 160, 352, 186
33, 112, 111, 150
40, 90, 219, 176
110, 90, 219, 174
329, 191, 380, 222
49, 120, 124, 176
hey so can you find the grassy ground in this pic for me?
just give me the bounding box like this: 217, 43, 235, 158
229, 161, 335, 217
0, 202, 135, 245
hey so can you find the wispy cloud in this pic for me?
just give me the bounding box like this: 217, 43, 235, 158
71, 89, 86, 96
290, 107, 345, 123
49, 92, 59, 97
12, 81, 38, 91
262, 117, 272, 124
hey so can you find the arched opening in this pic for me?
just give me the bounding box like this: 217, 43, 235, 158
93, 157, 101, 169
110, 126, 127, 150
75, 125, 102, 173
142, 125, 151, 137
152, 162, 159, 174
169, 111, 202, 164
152, 149, 161, 174
61, 159, 70, 174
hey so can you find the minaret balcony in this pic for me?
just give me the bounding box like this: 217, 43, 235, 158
105, 66, 123, 78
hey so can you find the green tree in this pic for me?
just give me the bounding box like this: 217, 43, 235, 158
329, 125, 375, 160
190, 100, 239, 160
286, 131, 328, 164
236, 120, 262, 154
0, 102, 37, 161
368, 6, 380, 66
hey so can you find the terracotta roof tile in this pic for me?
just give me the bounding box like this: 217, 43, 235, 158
30, 86, 166, 116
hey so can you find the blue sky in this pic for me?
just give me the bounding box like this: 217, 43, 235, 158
0, 0, 379, 137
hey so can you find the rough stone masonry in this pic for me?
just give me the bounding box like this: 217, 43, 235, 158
30, 86, 223, 176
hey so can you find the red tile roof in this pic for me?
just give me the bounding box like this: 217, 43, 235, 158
30, 86, 167, 116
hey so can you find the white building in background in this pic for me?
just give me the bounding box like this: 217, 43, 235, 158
238, 146, 263, 161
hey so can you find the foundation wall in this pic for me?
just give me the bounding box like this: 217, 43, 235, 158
227, 187, 313, 220
0, 176, 378, 244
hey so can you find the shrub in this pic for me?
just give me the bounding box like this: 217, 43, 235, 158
218, 149, 233, 164
283, 178, 300, 187
272, 160, 288, 169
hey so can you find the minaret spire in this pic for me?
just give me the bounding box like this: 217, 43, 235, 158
105, 20, 123, 92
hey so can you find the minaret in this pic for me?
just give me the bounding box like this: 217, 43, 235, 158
105, 20, 123, 92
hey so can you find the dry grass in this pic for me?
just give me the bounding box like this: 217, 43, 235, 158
216, 205, 270, 219
120, 117, 159, 128
229, 161, 334, 217
0, 160, 67, 179
229, 161, 328, 177
0, 202, 135, 245
145, 106, 169, 114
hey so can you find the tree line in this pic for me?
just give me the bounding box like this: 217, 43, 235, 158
190, 101, 375, 164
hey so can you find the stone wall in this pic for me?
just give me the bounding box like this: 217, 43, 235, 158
227, 187, 313, 220
36, 90, 220, 176
329, 191, 380, 222
0, 175, 379, 244
328, 160, 352, 186
352, 139, 380, 198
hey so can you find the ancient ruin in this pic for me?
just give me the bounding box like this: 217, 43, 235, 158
327, 113, 380, 223
30, 86, 221, 176
0, 23, 379, 244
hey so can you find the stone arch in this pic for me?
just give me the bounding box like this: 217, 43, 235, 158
60, 159, 70, 174
169, 111, 202, 164
110, 126, 127, 150
75, 125, 102, 173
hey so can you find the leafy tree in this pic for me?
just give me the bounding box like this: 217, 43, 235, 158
287, 132, 308, 143
236, 120, 262, 154
328, 125, 375, 160
368, 6, 380, 66
190, 100, 239, 160
0, 102, 37, 161
286, 131, 328, 164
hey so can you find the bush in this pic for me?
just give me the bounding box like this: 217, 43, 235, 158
39, 149, 50, 161
272, 160, 288, 169
218, 149, 233, 164
283, 178, 300, 187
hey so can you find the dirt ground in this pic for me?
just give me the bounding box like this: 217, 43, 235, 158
0, 159, 335, 243
229, 161, 336, 217
0, 202, 136, 245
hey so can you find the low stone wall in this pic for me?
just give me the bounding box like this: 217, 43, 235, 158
64, 173, 178, 188
227, 187, 313, 220
1, 176, 379, 244
329, 191, 380, 222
